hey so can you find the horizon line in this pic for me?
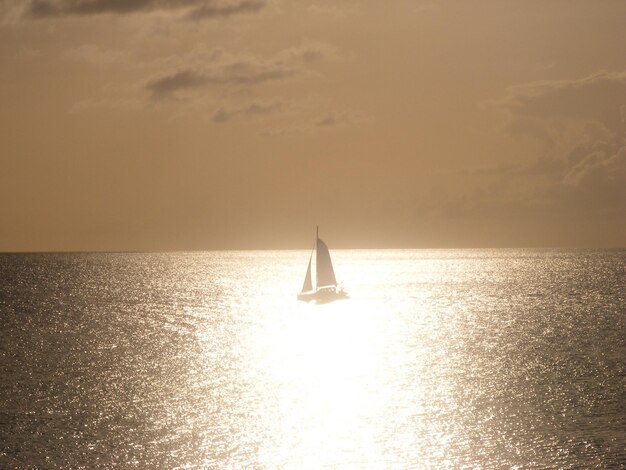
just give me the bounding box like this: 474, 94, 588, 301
1, 246, 624, 254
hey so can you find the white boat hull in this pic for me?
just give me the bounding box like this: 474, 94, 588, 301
297, 286, 348, 303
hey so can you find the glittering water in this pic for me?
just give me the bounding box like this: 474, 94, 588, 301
0, 250, 624, 468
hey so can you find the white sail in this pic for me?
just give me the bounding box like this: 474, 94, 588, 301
301, 255, 313, 293
315, 237, 337, 288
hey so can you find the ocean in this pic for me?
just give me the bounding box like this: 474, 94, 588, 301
0, 249, 624, 468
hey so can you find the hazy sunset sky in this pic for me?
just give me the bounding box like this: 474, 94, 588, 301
1, 0, 625, 250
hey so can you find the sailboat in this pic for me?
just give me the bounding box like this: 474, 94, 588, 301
297, 227, 348, 302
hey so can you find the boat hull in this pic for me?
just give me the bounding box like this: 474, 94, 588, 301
297, 286, 348, 303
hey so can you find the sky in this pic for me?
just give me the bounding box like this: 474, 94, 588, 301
1, 0, 625, 251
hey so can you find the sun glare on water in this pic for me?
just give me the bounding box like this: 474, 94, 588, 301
256, 299, 393, 467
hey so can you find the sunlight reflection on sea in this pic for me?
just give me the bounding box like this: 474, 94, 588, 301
0, 250, 624, 468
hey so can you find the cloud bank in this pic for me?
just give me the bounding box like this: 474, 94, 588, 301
438, 71, 626, 222
500, 71, 626, 133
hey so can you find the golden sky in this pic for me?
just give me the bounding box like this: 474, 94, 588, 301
1, 0, 625, 250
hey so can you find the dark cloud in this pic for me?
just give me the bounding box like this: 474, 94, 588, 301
211, 101, 281, 123
146, 69, 208, 100
147, 61, 294, 99
277, 43, 339, 64
28, 0, 266, 18
212, 107, 230, 122
315, 113, 336, 127
188, 0, 264, 19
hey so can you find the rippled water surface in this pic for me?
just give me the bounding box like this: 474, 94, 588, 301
1, 250, 625, 468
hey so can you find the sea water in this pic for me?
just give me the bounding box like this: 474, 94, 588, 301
0, 250, 624, 468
